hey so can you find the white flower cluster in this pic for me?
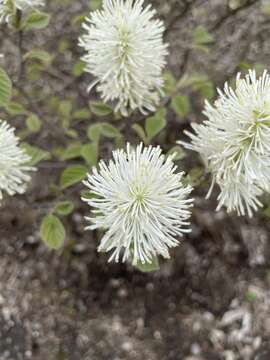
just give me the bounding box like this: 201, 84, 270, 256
82, 143, 193, 264
79, 0, 168, 116
1, 0, 269, 268
180, 70, 270, 217
0, 120, 34, 201
0, 0, 44, 23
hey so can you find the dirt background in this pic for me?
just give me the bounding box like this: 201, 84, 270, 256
1, 0, 270, 359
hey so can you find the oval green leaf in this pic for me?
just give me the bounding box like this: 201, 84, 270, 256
60, 165, 88, 190
40, 214, 65, 250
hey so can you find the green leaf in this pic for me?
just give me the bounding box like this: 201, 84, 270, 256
0, 67, 12, 107
263, 206, 270, 217
181, 73, 214, 100
176, 73, 207, 90
55, 201, 75, 216
73, 108, 91, 120
132, 123, 148, 144
87, 124, 102, 142
192, 25, 214, 46
163, 71, 177, 96
22, 144, 51, 166
100, 123, 121, 138
22, 11, 50, 31
145, 108, 166, 142
167, 145, 187, 161
90, 101, 113, 116
87, 122, 121, 142
26, 114, 42, 133
80, 189, 96, 200
59, 100, 72, 119
23, 49, 53, 67
136, 257, 160, 273
80, 143, 98, 166
60, 165, 88, 190
71, 13, 87, 27
72, 60, 85, 77
199, 82, 215, 100
60, 144, 82, 161
245, 291, 258, 303
6, 101, 27, 115
64, 128, 78, 138
40, 214, 65, 250
186, 167, 205, 187
171, 95, 190, 119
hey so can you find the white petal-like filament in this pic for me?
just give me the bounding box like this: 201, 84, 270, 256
79, 0, 168, 116
180, 70, 270, 217
82, 143, 193, 265
0, 120, 34, 201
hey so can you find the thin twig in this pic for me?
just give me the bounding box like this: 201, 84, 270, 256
15, 9, 24, 81
210, 0, 260, 31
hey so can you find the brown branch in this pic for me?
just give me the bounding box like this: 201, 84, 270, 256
164, 1, 193, 38
15, 10, 24, 82
210, 0, 260, 31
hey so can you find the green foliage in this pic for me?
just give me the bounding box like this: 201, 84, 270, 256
87, 122, 122, 142
192, 25, 214, 46
60, 165, 88, 190
89, 101, 113, 116
0, 67, 12, 107
72, 61, 86, 77
22, 144, 51, 166
245, 291, 258, 303
60, 144, 82, 161
22, 11, 51, 31
26, 114, 42, 133
55, 201, 75, 216
163, 71, 177, 96
192, 25, 214, 53
145, 108, 167, 143
263, 205, 270, 217
80, 143, 98, 166
185, 167, 205, 187
24, 50, 53, 67
171, 95, 190, 119
133, 108, 167, 145
167, 146, 187, 161
177, 73, 215, 100
40, 214, 66, 250
0, 0, 226, 269
136, 257, 160, 273
6, 101, 28, 115
132, 124, 148, 145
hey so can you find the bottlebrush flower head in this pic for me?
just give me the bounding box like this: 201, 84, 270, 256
82, 143, 193, 265
180, 70, 270, 217
0, 120, 34, 201
79, 0, 168, 116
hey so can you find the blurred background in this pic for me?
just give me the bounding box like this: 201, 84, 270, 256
1, 0, 270, 359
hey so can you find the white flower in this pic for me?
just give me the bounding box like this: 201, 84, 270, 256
0, 0, 44, 23
180, 70, 270, 217
82, 143, 193, 265
79, 0, 168, 116
0, 120, 34, 201
14, 0, 44, 10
